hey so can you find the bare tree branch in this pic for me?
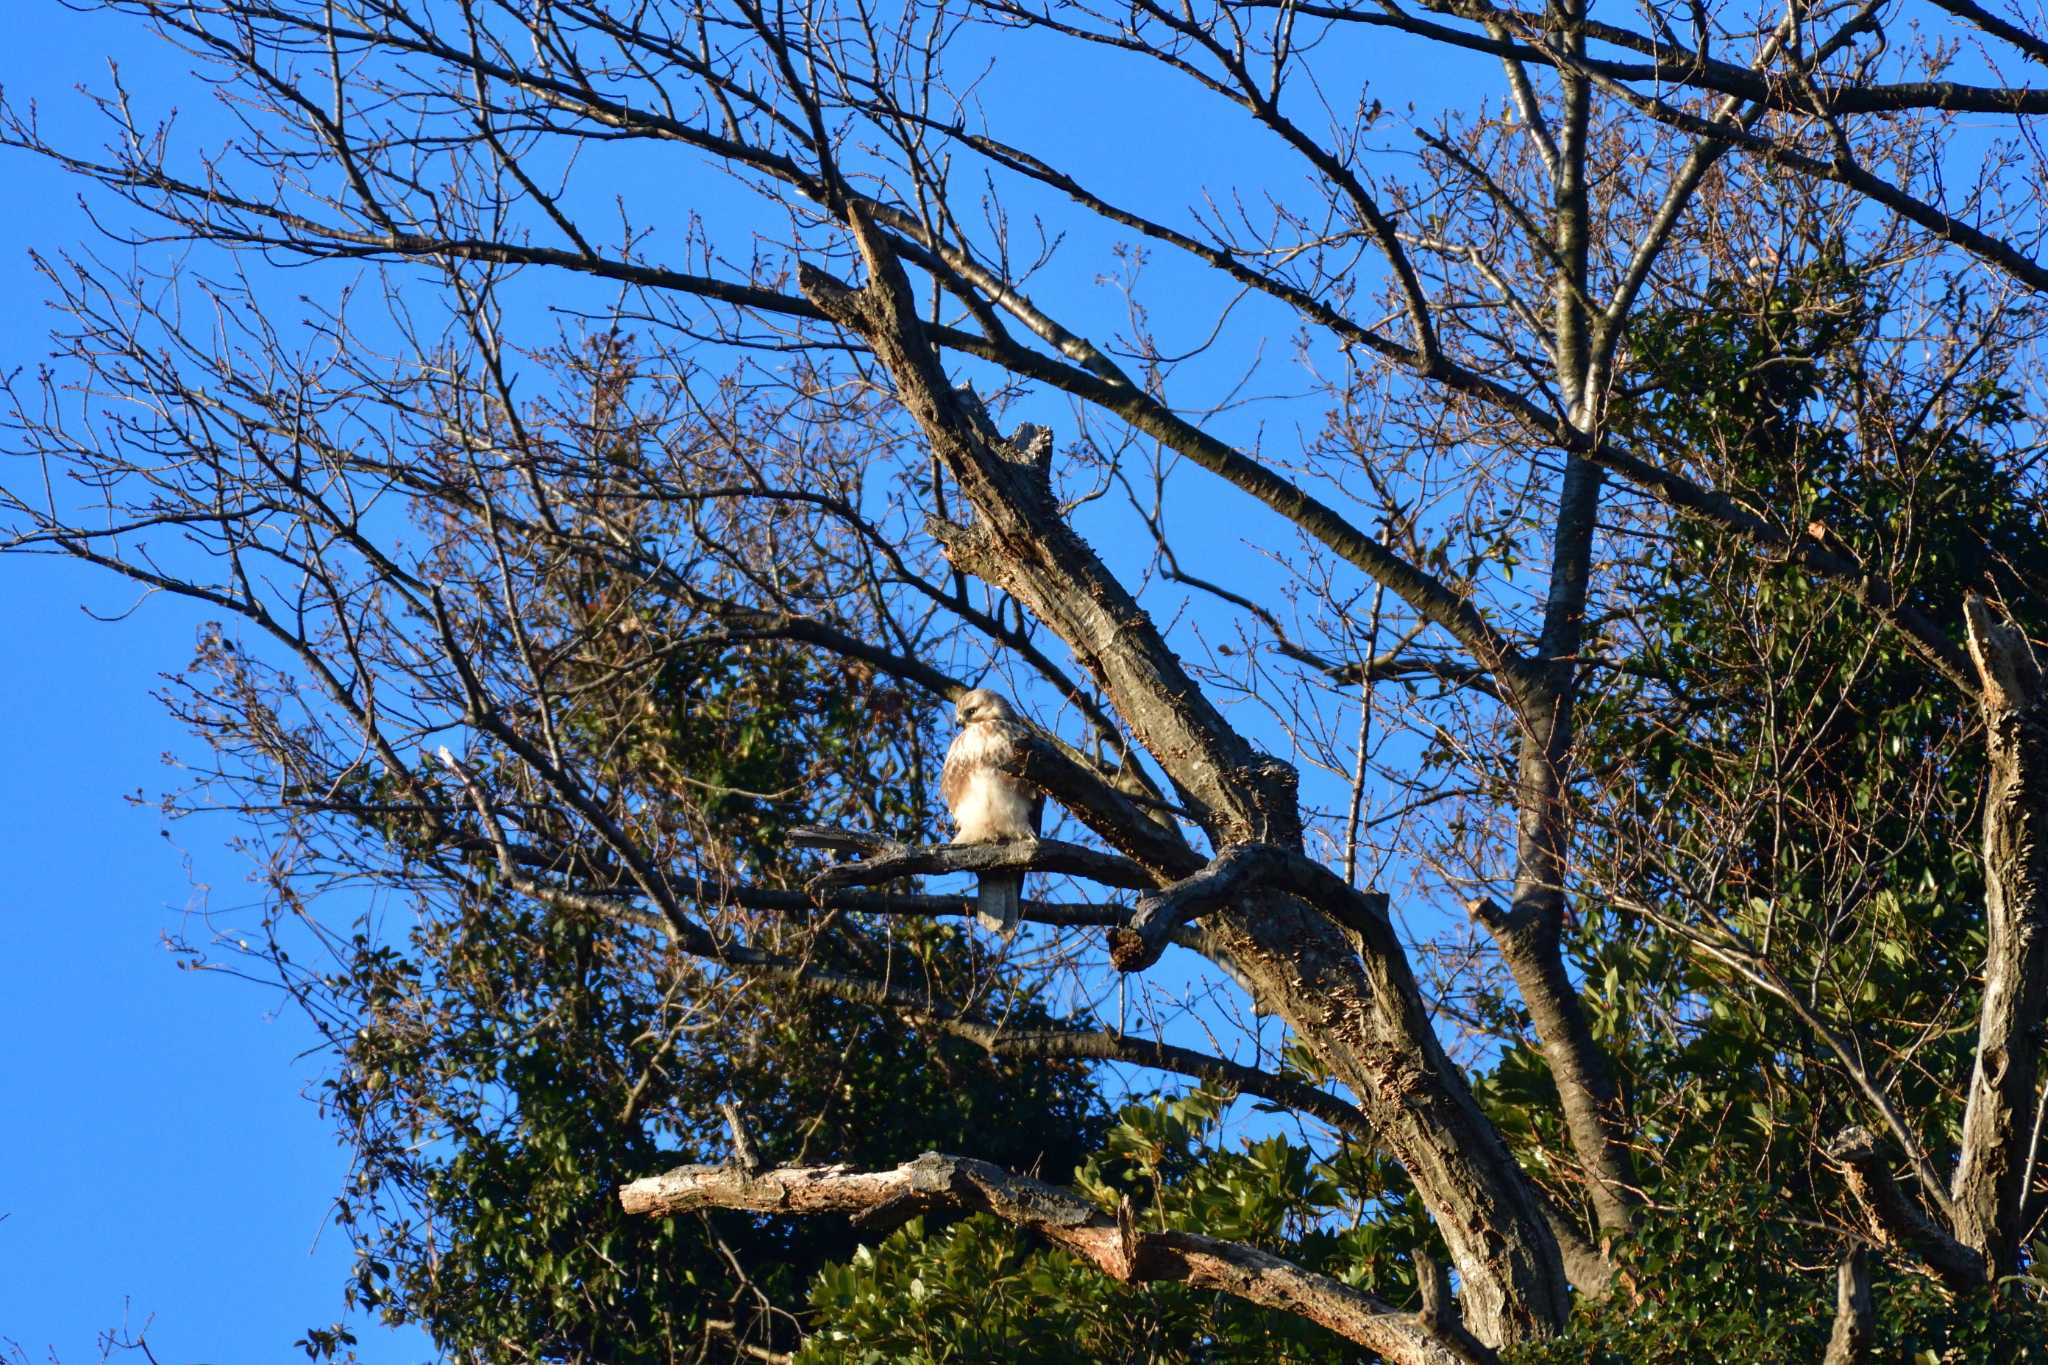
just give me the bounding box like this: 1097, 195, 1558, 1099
619, 1152, 1499, 1365
790, 824, 1159, 893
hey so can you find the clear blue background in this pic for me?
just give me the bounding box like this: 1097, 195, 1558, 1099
0, 9, 431, 1361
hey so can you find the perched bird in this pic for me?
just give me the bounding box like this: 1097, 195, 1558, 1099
940, 688, 1044, 933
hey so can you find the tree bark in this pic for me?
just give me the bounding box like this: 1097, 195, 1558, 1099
1830, 1126, 1987, 1289
1496, 83, 1643, 1226
1822, 1245, 1874, 1365
1480, 453, 1642, 1237
1112, 842, 1390, 972
796, 208, 1569, 1345
1950, 594, 2048, 1274
619, 1153, 1499, 1365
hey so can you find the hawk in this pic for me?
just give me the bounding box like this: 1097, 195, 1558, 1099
940, 688, 1044, 933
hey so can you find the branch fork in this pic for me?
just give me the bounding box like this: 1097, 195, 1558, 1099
1113, 842, 1392, 973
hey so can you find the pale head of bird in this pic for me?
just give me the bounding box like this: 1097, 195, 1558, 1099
953, 688, 1018, 728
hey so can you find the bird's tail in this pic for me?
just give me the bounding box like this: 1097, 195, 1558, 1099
977, 872, 1023, 936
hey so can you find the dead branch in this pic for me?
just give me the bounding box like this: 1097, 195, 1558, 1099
618, 1152, 1498, 1365
1950, 595, 2048, 1272
1828, 1127, 1987, 1289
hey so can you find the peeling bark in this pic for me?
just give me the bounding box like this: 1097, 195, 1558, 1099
619, 1154, 1499, 1365
1829, 1126, 1987, 1289
1950, 594, 2048, 1274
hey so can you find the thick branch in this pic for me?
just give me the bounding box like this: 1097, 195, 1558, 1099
1829, 1127, 1987, 1289
440, 821, 1141, 925
1112, 843, 1389, 973
798, 208, 1567, 1345
799, 220, 1298, 843
1924, 0, 2048, 68
684, 875, 1128, 928
1004, 729, 1203, 879
1470, 897, 1639, 1236
1537, 1194, 1616, 1299
1489, 421, 1643, 1235
1115, 844, 1286, 971
619, 1153, 1497, 1365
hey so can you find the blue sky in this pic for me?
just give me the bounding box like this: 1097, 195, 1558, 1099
0, 3, 1480, 1360
0, 9, 430, 1362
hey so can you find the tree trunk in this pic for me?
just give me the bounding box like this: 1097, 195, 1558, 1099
796, 209, 1570, 1345
1950, 595, 2048, 1273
